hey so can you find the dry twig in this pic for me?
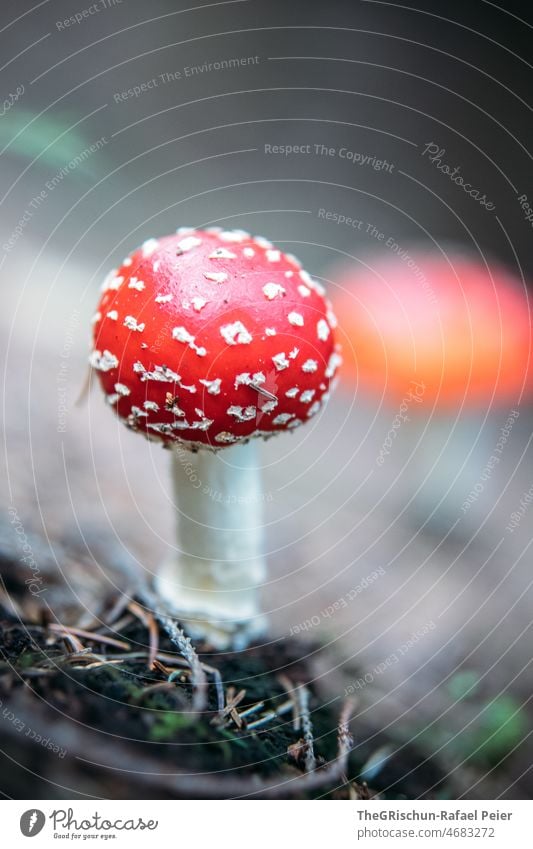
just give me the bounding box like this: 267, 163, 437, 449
48, 623, 130, 650
127, 601, 159, 669
296, 684, 316, 772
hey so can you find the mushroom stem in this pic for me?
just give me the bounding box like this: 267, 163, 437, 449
156, 441, 267, 649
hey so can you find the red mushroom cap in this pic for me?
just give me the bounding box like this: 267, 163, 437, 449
90, 229, 340, 448
330, 252, 532, 410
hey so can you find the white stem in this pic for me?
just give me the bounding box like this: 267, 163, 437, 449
156, 441, 267, 648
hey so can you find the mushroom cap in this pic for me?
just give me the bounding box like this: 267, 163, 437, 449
330, 252, 532, 410
90, 229, 340, 448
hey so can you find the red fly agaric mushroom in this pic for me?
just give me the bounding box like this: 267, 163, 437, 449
90, 228, 340, 647
331, 252, 531, 408
330, 251, 532, 532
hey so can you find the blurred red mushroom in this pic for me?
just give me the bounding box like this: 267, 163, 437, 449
332, 252, 531, 407
329, 251, 532, 532
90, 228, 340, 647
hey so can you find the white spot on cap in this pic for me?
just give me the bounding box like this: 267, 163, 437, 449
199, 378, 222, 395
128, 277, 145, 291
235, 371, 266, 389
288, 311, 304, 327
285, 270, 294, 278
177, 235, 202, 252
91, 312, 101, 324
209, 247, 237, 259
155, 293, 173, 304
243, 247, 255, 258
265, 327, 277, 336
300, 389, 316, 403
285, 387, 299, 398
204, 271, 228, 284
288, 347, 299, 359
286, 253, 302, 268
299, 270, 325, 295
141, 238, 159, 257
219, 230, 249, 242
192, 297, 208, 311
288, 418, 303, 429
106, 310, 118, 321
107, 394, 119, 405
131, 405, 148, 418
215, 431, 239, 443
140, 365, 180, 382
147, 422, 174, 435
235, 372, 251, 388
272, 352, 289, 371
263, 282, 286, 300
298, 284, 311, 297
122, 256, 133, 267
190, 418, 213, 431
153, 260, 161, 273
302, 359, 318, 373
101, 269, 120, 292
260, 399, 278, 413
133, 361, 145, 373
227, 405, 256, 422
325, 351, 342, 378
317, 319, 330, 341
254, 236, 273, 249
124, 315, 145, 332
266, 249, 281, 263
273, 413, 294, 425
89, 349, 119, 372
326, 306, 338, 328
172, 326, 206, 356
176, 226, 196, 236
307, 400, 321, 417
220, 321, 252, 345
144, 400, 160, 411
115, 383, 130, 396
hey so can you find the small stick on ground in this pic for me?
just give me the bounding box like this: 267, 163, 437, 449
235, 700, 265, 724
60, 631, 85, 653
246, 699, 294, 730
127, 601, 159, 669
48, 624, 130, 651
278, 674, 300, 730
211, 687, 246, 727
296, 684, 316, 772
105, 593, 134, 626
155, 612, 208, 713
138, 588, 225, 714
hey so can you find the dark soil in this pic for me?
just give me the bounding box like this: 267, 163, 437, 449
0, 524, 450, 799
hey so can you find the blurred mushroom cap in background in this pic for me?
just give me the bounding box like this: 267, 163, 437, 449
329, 251, 533, 411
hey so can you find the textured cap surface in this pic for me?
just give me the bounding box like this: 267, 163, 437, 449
91, 229, 340, 448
